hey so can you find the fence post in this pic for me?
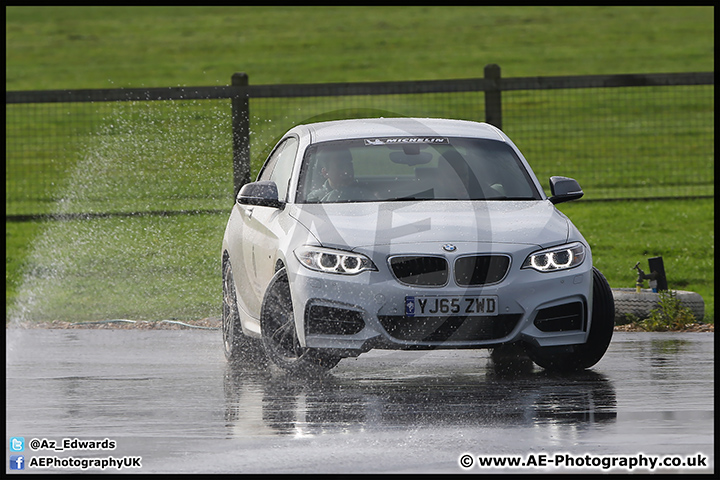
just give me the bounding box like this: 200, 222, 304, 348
484, 64, 502, 130
231, 72, 251, 197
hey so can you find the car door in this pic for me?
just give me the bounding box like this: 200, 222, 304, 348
238, 136, 299, 317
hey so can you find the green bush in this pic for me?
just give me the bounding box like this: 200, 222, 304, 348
633, 291, 697, 332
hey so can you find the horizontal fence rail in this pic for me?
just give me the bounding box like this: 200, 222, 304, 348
6, 66, 714, 219
6, 71, 713, 103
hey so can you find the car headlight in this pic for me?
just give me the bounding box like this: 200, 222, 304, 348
294, 246, 377, 275
522, 242, 586, 272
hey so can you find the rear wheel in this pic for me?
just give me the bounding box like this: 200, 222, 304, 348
222, 256, 264, 364
261, 269, 341, 374
527, 267, 615, 372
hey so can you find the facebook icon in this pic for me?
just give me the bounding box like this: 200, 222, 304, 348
10, 455, 25, 470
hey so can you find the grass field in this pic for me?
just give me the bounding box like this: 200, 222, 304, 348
6, 6, 714, 323
6, 6, 714, 88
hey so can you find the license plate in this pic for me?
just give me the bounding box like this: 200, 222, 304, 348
405, 295, 498, 317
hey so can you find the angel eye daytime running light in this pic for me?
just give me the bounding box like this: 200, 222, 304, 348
295, 246, 377, 275
523, 243, 585, 272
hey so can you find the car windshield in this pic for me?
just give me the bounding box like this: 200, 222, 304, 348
296, 137, 542, 203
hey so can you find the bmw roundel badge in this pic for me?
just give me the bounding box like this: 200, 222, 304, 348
442, 244, 457, 252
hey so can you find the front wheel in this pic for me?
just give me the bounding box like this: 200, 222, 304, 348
260, 269, 341, 374
527, 267, 615, 372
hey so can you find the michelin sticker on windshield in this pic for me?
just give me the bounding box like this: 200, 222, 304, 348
364, 137, 449, 146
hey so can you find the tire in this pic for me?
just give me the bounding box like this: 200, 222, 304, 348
490, 343, 534, 375
612, 288, 704, 324
260, 269, 341, 374
222, 256, 264, 364
528, 267, 615, 372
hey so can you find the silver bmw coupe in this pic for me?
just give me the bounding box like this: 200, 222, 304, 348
222, 118, 613, 373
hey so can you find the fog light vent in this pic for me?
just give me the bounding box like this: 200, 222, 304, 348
534, 302, 585, 332
306, 305, 365, 335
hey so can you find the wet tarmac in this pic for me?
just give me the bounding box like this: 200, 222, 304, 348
5, 329, 714, 473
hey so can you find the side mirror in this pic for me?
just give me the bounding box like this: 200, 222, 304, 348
236, 181, 284, 209
548, 176, 583, 204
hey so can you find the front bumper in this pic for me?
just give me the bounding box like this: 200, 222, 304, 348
287, 243, 593, 356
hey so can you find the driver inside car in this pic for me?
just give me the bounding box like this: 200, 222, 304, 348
306, 148, 370, 202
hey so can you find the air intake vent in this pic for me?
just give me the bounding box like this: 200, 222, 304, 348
379, 314, 521, 342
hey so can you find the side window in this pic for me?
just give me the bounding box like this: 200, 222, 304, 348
257, 143, 281, 182
257, 137, 299, 202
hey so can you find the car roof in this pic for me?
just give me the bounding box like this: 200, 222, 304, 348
292, 117, 507, 143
